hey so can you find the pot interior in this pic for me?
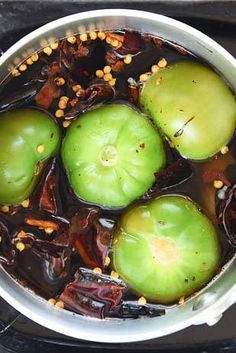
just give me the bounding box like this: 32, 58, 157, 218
0, 9, 235, 343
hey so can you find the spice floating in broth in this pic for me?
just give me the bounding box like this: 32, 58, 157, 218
0, 29, 235, 319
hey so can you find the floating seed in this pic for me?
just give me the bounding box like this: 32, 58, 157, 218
37, 144, 45, 153
103, 65, 111, 74
67, 36, 76, 44
48, 298, 56, 305
158, 58, 167, 68
93, 267, 102, 274
55, 109, 64, 118
96, 69, 104, 78
138, 296, 147, 305
90, 31, 97, 40
1, 206, 9, 213
220, 146, 229, 155
104, 73, 112, 82
214, 180, 223, 189
43, 47, 52, 56
63, 121, 71, 128
19, 64, 27, 72
16, 241, 25, 252
80, 33, 88, 42
111, 270, 119, 279
124, 55, 132, 64
21, 199, 30, 208
55, 301, 64, 309
98, 31, 106, 40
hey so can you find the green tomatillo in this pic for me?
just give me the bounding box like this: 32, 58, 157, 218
140, 61, 236, 160
62, 104, 166, 208
0, 108, 60, 205
112, 195, 220, 304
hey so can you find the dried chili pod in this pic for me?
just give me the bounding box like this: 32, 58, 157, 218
15, 231, 71, 296
59, 268, 126, 319
64, 83, 114, 120
143, 159, 193, 200
218, 184, 236, 246
69, 207, 116, 269
111, 300, 165, 319
115, 31, 142, 56
34, 158, 62, 215
0, 220, 15, 265
0, 80, 42, 113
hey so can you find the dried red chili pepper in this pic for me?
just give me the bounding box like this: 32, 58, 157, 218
115, 31, 142, 56
218, 184, 236, 246
65, 83, 114, 120
128, 85, 139, 104
69, 207, 116, 269
17, 242, 70, 296
37, 158, 60, 215
35, 79, 60, 109
59, 268, 125, 318
0, 220, 15, 265
0, 80, 42, 113
143, 159, 193, 200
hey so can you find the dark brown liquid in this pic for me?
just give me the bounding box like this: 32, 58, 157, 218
0, 31, 235, 318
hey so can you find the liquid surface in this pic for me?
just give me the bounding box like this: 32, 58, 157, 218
0, 30, 235, 319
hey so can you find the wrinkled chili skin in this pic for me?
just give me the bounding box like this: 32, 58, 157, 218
218, 184, 236, 246
143, 159, 193, 200
0, 220, 15, 265
69, 207, 117, 269
33, 158, 62, 215
59, 268, 126, 319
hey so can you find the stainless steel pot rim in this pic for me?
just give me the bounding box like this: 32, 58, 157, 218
0, 265, 235, 343
0, 9, 235, 69
0, 8, 235, 343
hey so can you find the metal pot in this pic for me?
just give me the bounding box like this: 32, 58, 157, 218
0, 9, 235, 343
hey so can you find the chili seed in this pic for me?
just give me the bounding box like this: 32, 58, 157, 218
21, 199, 30, 208
48, 298, 56, 305
103, 65, 111, 74
43, 47, 52, 56
108, 78, 116, 86
124, 55, 132, 64
54, 77, 65, 86
80, 33, 88, 42
220, 146, 229, 155
138, 296, 147, 305
50, 42, 59, 50
104, 73, 112, 82
93, 267, 102, 274
151, 64, 159, 73
55, 109, 65, 118
16, 241, 25, 252
158, 58, 167, 68
67, 36, 76, 44
90, 31, 97, 40
37, 144, 45, 153
98, 31, 106, 40
19, 64, 27, 72
96, 70, 104, 78
111, 270, 119, 279
1, 206, 9, 213
55, 301, 64, 309
214, 180, 223, 189
63, 121, 71, 128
